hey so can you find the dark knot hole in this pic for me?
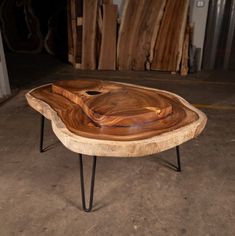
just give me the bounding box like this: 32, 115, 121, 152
86, 91, 101, 95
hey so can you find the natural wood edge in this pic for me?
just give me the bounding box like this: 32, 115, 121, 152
68, 53, 74, 64
77, 17, 83, 26
25, 82, 207, 158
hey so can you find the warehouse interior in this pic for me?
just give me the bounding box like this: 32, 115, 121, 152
0, 0, 235, 235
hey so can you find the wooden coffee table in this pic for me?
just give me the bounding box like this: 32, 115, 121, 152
26, 79, 207, 212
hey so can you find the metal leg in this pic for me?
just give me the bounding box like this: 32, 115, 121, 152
79, 154, 97, 212
176, 145, 181, 172
40, 115, 45, 153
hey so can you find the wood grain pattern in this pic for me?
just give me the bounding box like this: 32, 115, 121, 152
117, 0, 144, 70
151, 0, 189, 72
129, 0, 167, 70
26, 79, 206, 142
81, 0, 99, 69
26, 80, 206, 157
52, 80, 173, 127
117, 0, 166, 70
98, 4, 117, 70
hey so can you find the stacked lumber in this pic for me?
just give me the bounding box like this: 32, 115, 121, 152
67, 0, 83, 67
68, 0, 191, 74
68, 0, 117, 70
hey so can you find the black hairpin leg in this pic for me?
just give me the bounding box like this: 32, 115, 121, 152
176, 145, 181, 172
40, 115, 45, 153
79, 154, 97, 212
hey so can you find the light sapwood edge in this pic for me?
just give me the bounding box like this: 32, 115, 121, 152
68, 54, 74, 64
25, 82, 207, 158
75, 63, 81, 69
77, 17, 83, 26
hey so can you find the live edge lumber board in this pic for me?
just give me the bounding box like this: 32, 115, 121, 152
98, 4, 117, 70
26, 80, 207, 158
151, 0, 189, 71
117, 0, 166, 70
81, 0, 98, 69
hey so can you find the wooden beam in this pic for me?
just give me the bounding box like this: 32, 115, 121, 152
98, 4, 117, 70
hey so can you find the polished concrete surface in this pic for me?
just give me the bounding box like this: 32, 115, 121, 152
0, 54, 235, 235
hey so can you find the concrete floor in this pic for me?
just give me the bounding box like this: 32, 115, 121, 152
0, 54, 235, 235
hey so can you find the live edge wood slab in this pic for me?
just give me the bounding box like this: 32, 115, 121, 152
26, 80, 207, 157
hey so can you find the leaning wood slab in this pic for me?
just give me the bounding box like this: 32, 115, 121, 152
151, 0, 189, 71
98, 4, 117, 70
117, 0, 166, 70
81, 0, 98, 69
26, 80, 207, 157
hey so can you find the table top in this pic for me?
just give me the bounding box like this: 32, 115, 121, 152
26, 79, 207, 157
